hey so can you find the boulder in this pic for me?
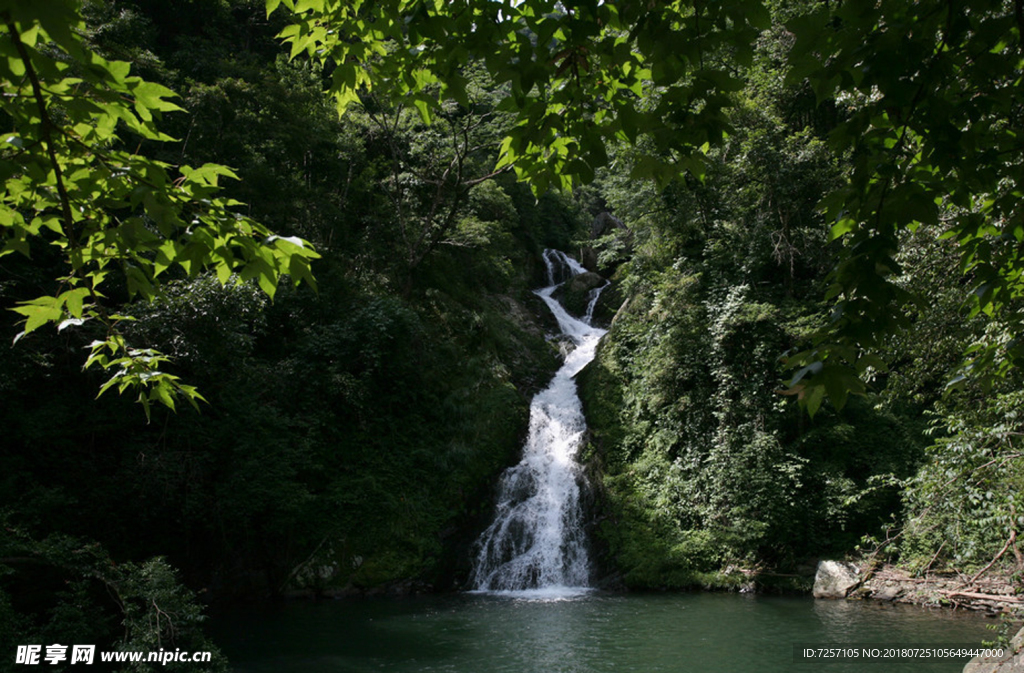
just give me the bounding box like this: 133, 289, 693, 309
566, 271, 606, 294
591, 212, 625, 239
871, 584, 902, 601
812, 560, 861, 599
553, 271, 607, 318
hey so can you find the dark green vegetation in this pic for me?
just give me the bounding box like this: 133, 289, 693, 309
570, 4, 1024, 590
2, 0, 1023, 669
575, 62, 958, 586
1, 0, 580, 668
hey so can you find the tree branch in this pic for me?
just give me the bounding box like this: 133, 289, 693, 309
5, 18, 77, 246
968, 528, 1015, 585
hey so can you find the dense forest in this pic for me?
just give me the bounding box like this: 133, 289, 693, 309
1, 0, 1022, 669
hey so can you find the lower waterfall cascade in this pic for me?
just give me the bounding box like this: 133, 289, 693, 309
469, 249, 608, 594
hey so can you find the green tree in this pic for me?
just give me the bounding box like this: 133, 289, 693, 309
0, 529, 229, 672
270, 0, 768, 191
274, 0, 1024, 410
900, 391, 1024, 573
0, 0, 318, 415
785, 0, 1024, 408
354, 76, 513, 280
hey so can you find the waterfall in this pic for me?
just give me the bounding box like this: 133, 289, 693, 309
469, 250, 607, 595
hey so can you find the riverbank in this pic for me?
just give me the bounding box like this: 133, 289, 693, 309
812, 560, 1022, 614
809, 559, 1024, 673
856, 565, 1022, 614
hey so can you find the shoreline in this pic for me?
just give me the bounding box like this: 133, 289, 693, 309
813, 560, 1023, 614
856, 565, 1023, 613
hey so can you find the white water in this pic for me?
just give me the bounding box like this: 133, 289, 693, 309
470, 250, 608, 596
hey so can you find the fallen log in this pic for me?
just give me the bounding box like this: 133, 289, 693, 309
937, 590, 1023, 603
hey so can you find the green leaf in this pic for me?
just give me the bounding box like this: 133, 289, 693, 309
830, 218, 857, 240
11, 296, 63, 334
821, 365, 849, 411
413, 98, 432, 124
60, 287, 91, 318
745, 1, 771, 30
805, 384, 826, 418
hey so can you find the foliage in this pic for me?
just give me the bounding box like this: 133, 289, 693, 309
576, 35, 923, 579
349, 66, 515, 278
580, 263, 921, 582
270, 0, 769, 192
0, 528, 228, 672
878, 226, 991, 408
124, 274, 267, 373
0, 0, 317, 414
273, 0, 1024, 410
785, 0, 1024, 405
901, 391, 1024, 572
0, 3, 583, 656
0, 0, 1021, 642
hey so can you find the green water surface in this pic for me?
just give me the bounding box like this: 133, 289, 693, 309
210, 592, 997, 673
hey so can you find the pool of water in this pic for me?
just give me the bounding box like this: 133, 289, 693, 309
209, 592, 996, 673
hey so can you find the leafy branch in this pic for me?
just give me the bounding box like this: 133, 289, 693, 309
1, 2, 320, 416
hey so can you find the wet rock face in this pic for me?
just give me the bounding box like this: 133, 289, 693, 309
812, 560, 861, 599
553, 272, 606, 319
566, 272, 606, 294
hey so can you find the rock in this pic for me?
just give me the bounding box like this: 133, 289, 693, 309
963, 661, 1002, 673
962, 659, 995, 671
812, 560, 861, 599
553, 271, 607, 318
591, 212, 625, 239
872, 585, 902, 601
567, 271, 606, 293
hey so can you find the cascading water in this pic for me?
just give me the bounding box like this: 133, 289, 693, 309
469, 250, 607, 595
